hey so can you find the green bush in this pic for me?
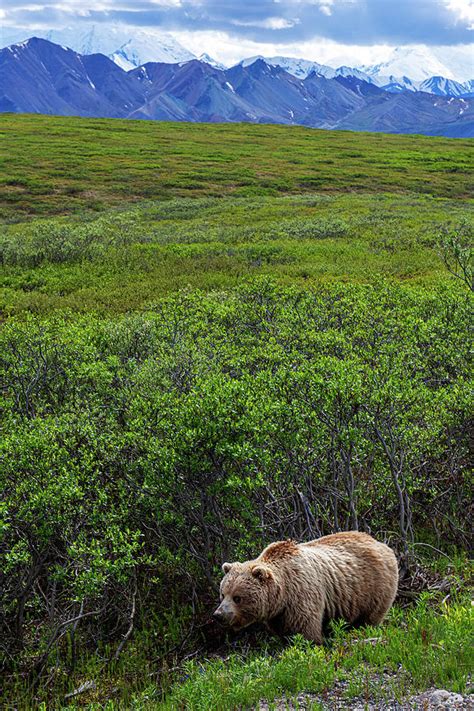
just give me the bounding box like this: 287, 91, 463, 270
1, 279, 471, 680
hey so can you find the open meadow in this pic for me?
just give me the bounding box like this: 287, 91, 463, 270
0, 114, 472, 709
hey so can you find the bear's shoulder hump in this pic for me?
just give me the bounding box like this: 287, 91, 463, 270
261, 539, 300, 562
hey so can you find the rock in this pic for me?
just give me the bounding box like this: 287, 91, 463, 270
428, 689, 466, 706
430, 690, 451, 704
260, 681, 472, 710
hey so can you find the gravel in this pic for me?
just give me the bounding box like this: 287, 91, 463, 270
259, 681, 473, 710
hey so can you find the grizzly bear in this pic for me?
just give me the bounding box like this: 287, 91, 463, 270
213, 532, 398, 643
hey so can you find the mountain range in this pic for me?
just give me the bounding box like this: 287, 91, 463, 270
2, 23, 473, 94
241, 55, 474, 98
1, 37, 473, 137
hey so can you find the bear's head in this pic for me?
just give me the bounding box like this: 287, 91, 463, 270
213, 561, 279, 631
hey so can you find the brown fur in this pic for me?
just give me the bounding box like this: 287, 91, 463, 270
215, 531, 398, 644
261, 539, 300, 562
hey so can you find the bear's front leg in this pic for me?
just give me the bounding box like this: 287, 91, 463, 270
300, 617, 324, 645
285, 608, 324, 645
266, 610, 285, 636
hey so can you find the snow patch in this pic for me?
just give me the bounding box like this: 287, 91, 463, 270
4, 23, 197, 69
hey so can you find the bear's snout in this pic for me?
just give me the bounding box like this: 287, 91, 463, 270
212, 602, 233, 625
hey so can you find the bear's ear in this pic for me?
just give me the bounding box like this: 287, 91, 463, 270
252, 564, 273, 582
222, 562, 233, 574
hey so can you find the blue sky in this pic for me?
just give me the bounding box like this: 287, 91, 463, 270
1, 1, 473, 66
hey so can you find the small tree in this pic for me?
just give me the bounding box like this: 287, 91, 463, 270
439, 222, 473, 292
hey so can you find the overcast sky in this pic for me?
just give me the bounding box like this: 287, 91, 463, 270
1, 0, 473, 65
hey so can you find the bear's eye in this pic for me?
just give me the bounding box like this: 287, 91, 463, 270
233, 595, 241, 604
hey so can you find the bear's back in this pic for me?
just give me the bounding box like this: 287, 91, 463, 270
303, 531, 377, 550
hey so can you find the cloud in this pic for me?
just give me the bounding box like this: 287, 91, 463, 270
445, 0, 474, 27
171, 28, 395, 67
1, 0, 473, 47
232, 17, 299, 30
319, 6, 332, 17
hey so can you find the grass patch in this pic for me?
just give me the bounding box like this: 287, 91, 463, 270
1, 115, 473, 219
152, 596, 473, 711
30, 594, 469, 710
6, 593, 472, 709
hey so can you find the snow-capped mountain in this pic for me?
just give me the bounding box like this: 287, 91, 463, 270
2, 38, 472, 138
461, 79, 474, 97
198, 54, 226, 70
418, 76, 470, 98
1, 24, 196, 70
428, 45, 474, 84
332, 66, 373, 82
239, 50, 473, 98
358, 45, 473, 84
1, 25, 472, 98
376, 76, 418, 93
240, 56, 334, 80
0, 37, 146, 117
239, 57, 382, 85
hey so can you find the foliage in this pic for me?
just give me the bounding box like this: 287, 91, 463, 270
1, 281, 471, 696
0, 115, 472, 707
1, 192, 472, 316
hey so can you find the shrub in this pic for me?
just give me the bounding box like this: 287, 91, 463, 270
1, 280, 471, 676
